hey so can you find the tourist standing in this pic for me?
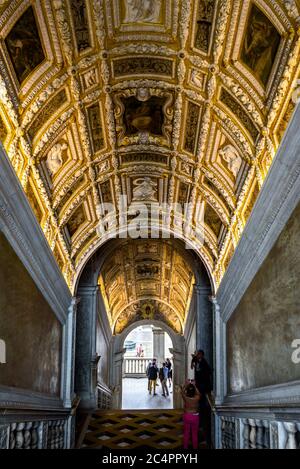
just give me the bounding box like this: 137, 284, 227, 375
181, 381, 201, 450
148, 359, 158, 396
165, 358, 172, 387
159, 362, 169, 397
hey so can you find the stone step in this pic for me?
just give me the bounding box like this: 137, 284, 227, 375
81, 409, 208, 450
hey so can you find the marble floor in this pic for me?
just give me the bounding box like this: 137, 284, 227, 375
122, 378, 173, 410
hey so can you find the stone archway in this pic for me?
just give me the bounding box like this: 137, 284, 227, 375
74, 236, 214, 410
110, 319, 186, 409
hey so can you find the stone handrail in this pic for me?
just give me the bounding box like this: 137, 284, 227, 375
0, 413, 72, 449
123, 358, 149, 377
218, 415, 300, 449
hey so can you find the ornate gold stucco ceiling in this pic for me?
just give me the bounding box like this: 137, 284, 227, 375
98, 239, 195, 334
0, 0, 299, 292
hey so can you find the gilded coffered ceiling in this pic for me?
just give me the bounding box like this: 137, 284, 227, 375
98, 239, 194, 334
0, 0, 299, 293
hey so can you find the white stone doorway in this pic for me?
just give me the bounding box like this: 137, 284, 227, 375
121, 324, 174, 410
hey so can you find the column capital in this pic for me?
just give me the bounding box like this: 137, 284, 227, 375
68, 296, 80, 315
77, 285, 99, 296
193, 283, 211, 294
210, 296, 221, 313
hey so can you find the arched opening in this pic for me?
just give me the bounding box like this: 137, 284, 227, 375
122, 323, 174, 409
74, 236, 214, 413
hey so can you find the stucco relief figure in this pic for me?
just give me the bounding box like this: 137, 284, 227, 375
132, 177, 157, 201
190, 69, 204, 89
242, 5, 280, 85
46, 141, 68, 176
219, 145, 242, 178
84, 69, 97, 88
124, 0, 162, 23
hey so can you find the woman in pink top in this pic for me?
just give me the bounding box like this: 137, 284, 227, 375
181, 381, 201, 450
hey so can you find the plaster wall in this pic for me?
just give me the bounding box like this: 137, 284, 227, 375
0, 232, 62, 396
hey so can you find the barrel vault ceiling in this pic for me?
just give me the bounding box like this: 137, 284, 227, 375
0, 0, 299, 294
98, 239, 195, 334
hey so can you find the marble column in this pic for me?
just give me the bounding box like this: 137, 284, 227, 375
194, 284, 213, 367
75, 286, 98, 409
110, 337, 126, 409
170, 340, 185, 408
211, 297, 226, 405
62, 297, 79, 409
152, 327, 165, 366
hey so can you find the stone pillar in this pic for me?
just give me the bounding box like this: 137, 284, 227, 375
194, 284, 213, 367
110, 337, 126, 409
152, 327, 165, 366
211, 297, 226, 405
75, 286, 98, 409
170, 339, 185, 408
63, 297, 78, 409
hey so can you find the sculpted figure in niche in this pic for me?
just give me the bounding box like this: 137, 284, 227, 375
46, 141, 68, 176
132, 177, 157, 201
124, 0, 162, 23
219, 145, 242, 178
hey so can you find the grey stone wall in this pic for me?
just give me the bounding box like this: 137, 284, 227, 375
227, 202, 300, 393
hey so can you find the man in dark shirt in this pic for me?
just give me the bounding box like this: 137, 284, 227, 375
191, 350, 212, 395
191, 350, 212, 446
148, 359, 158, 396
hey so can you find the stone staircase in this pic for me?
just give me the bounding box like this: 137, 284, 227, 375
79, 409, 208, 450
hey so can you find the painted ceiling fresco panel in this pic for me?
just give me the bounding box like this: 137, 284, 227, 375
204, 203, 223, 239
5, 7, 45, 84
183, 101, 201, 154
194, 0, 215, 53
87, 104, 104, 153
122, 96, 165, 137
241, 4, 281, 86
121, 0, 164, 25
70, 0, 91, 52
66, 205, 86, 237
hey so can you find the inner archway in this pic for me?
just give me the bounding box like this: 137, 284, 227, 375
74, 236, 214, 411
122, 323, 174, 410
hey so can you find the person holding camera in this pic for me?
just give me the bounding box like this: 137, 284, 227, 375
181, 380, 201, 450
191, 349, 212, 395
